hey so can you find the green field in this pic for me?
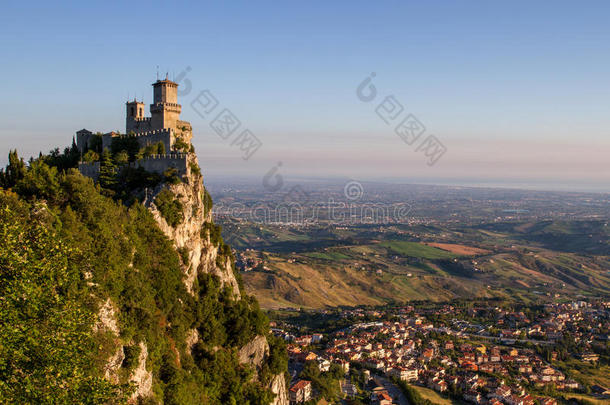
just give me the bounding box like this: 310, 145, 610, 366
380, 241, 457, 259
303, 251, 351, 261
412, 385, 465, 405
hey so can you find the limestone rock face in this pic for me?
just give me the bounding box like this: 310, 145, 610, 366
185, 328, 199, 353
238, 336, 289, 405
129, 342, 153, 401
269, 374, 289, 405
94, 298, 119, 335
239, 334, 270, 370
95, 299, 123, 384
146, 154, 240, 295
104, 345, 124, 384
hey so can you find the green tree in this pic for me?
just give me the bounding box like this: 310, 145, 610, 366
98, 149, 117, 191
83, 149, 99, 163
114, 150, 129, 165
0, 150, 26, 188
0, 193, 127, 403
14, 160, 63, 204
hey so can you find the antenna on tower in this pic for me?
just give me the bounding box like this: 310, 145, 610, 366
156, 66, 159, 81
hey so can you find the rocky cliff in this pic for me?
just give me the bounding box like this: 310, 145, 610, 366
146, 154, 239, 295
137, 152, 288, 404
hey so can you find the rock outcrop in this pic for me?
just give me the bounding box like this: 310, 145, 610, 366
269, 374, 289, 405
95, 299, 154, 401
238, 335, 289, 405
239, 335, 270, 371
129, 342, 153, 401
146, 154, 240, 295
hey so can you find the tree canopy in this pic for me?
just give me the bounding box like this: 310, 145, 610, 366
0, 149, 285, 404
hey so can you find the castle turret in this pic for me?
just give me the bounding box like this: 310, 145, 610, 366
150, 78, 181, 130
126, 99, 147, 133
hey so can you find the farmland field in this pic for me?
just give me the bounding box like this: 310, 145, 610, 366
380, 241, 457, 259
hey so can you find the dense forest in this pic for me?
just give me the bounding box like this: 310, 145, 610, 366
0, 146, 286, 404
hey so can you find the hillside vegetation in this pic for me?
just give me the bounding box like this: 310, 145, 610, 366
0, 150, 285, 404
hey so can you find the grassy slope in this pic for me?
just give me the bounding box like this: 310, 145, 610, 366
411, 386, 466, 405
243, 244, 609, 309
228, 220, 610, 309
380, 241, 457, 259
243, 247, 498, 309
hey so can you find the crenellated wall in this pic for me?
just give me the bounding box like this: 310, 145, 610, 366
99, 129, 174, 153
135, 153, 189, 177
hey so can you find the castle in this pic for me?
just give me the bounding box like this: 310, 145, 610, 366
77, 77, 193, 179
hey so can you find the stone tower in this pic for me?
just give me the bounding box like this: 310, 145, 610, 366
126, 100, 147, 133
77, 76, 193, 165
150, 77, 182, 130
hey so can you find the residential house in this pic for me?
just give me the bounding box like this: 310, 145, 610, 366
289, 380, 312, 404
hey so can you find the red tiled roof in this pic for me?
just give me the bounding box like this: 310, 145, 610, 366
290, 380, 311, 392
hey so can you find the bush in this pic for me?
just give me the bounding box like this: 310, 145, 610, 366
83, 149, 99, 163
190, 162, 201, 177
154, 189, 184, 227
122, 344, 142, 371
116, 166, 162, 195
0, 190, 128, 403
177, 246, 190, 266
202, 188, 213, 217
173, 137, 189, 153
111, 136, 140, 161
267, 334, 288, 375
163, 167, 181, 184
201, 222, 222, 246
137, 142, 165, 160
114, 150, 129, 165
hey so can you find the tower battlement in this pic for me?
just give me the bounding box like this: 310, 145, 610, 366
131, 117, 151, 123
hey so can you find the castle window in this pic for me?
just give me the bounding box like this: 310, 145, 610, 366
139, 108, 142, 117
131, 107, 135, 116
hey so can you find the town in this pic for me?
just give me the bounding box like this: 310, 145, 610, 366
270, 299, 610, 405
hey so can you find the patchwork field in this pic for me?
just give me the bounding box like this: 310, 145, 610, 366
222, 219, 610, 309
379, 241, 457, 259
425, 242, 490, 256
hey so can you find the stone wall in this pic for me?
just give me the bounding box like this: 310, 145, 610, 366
135, 153, 189, 177
101, 129, 174, 153
78, 161, 100, 180
126, 117, 153, 134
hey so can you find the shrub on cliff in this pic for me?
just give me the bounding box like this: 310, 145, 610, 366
154, 189, 184, 227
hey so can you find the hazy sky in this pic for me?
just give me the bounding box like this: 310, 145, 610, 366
1, 1, 609, 191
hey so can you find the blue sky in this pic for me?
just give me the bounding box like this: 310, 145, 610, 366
1, 1, 609, 191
